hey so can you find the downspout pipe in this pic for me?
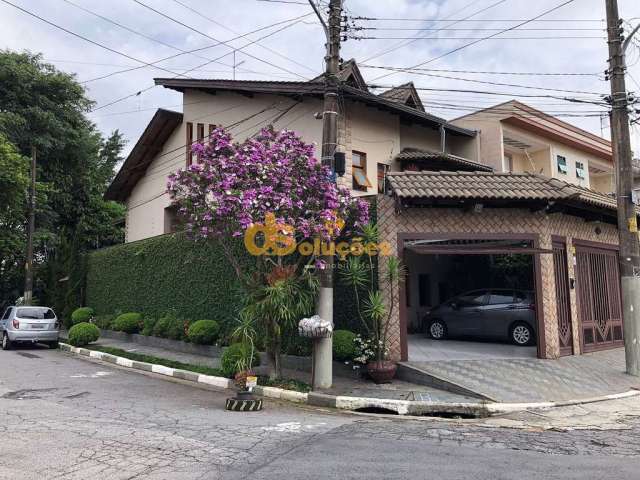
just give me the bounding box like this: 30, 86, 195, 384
440, 125, 446, 153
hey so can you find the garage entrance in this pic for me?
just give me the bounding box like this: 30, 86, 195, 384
574, 242, 624, 352
400, 235, 545, 361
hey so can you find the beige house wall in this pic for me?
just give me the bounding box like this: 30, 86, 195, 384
452, 116, 504, 171
376, 194, 619, 362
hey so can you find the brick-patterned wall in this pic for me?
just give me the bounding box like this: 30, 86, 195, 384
376, 194, 619, 362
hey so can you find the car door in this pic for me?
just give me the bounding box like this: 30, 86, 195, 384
482, 290, 517, 338
444, 290, 489, 336
0, 307, 11, 331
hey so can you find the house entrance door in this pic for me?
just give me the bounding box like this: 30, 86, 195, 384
552, 241, 573, 356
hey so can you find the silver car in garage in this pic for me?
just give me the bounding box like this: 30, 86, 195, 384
1, 306, 60, 350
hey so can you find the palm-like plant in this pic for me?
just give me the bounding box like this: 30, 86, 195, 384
340, 236, 404, 363
243, 265, 318, 379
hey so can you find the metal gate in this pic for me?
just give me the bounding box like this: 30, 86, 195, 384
574, 244, 624, 353
552, 241, 573, 356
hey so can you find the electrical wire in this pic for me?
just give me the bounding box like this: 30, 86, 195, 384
369, 0, 579, 83
359, 64, 601, 77
132, 0, 308, 80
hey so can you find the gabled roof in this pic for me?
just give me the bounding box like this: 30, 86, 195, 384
379, 82, 425, 112
105, 109, 183, 202
395, 148, 492, 172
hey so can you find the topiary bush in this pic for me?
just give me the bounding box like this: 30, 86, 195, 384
221, 343, 260, 378
113, 313, 142, 334
187, 320, 220, 345
333, 330, 357, 362
71, 307, 94, 325
152, 311, 187, 341
68, 322, 100, 347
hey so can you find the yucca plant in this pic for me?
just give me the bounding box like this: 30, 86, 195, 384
340, 252, 403, 363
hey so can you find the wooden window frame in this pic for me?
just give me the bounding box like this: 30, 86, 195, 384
196, 123, 205, 163
185, 122, 194, 167
377, 163, 388, 194
352, 151, 371, 191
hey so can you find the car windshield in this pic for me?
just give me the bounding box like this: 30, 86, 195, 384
16, 307, 55, 319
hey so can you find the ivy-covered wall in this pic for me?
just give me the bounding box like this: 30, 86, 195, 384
85, 229, 371, 333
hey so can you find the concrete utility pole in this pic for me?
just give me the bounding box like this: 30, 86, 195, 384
605, 0, 640, 376
309, 0, 342, 389
24, 146, 36, 306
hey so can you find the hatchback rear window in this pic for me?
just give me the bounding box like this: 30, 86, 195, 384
16, 307, 55, 319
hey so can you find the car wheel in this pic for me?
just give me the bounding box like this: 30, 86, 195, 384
510, 322, 534, 346
48, 341, 59, 349
2, 333, 12, 351
427, 320, 447, 340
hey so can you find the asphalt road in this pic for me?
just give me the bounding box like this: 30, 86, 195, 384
1, 346, 640, 480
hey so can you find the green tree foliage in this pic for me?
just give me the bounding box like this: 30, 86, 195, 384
0, 50, 126, 312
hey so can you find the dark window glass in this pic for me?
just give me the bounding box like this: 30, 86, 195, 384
2, 308, 11, 320
488, 292, 515, 305
16, 307, 55, 319
456, 291, 487, 307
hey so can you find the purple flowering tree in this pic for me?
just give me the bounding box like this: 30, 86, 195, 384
167, 127, 369, 378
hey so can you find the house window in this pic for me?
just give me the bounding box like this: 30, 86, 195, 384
352, 151, 371, 191
196, 123, 205, 162
504, 154, 513, 172
377, 163, 388, 194
633, 188, 640, 205
576, 161, 586, 179
557, 155, 568, 175
185, 122, 194, 167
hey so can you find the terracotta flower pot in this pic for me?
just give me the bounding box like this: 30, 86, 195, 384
367, 360, 397, 384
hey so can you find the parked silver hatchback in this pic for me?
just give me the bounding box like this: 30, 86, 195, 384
1, 306, 60, 350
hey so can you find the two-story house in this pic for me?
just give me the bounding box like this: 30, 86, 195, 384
105, 60, 635, 366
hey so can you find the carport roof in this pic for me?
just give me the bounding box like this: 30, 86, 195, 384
386, 171, 575, 201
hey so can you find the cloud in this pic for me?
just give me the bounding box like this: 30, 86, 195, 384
2, 0, 640, 152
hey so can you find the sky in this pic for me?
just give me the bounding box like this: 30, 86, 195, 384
3, 0, 640, 155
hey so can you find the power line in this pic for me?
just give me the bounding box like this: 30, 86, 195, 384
352, 27, 604, 32
365, 67, 606, 96
90, 14, 310, 111
362, 0, 507, 63
359, 64, 601, 77
132, 0, 308, 80
0, 0, 192, 79
170, 0, 317, 74
351, 35, 605, 40
352, 16, 603, 23
369, 0, 579, 83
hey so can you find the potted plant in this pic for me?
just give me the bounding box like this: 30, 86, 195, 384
340, 227, 404, 384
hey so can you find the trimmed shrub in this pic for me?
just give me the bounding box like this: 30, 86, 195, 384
187, 320, 220, 345
141, 316, 158, 336
92, 314, 114, 329
221, 343, 260, 378
68, 322, 100, 347
333, 330, 357, 361
71, 307, 94, 325
113, 312, 142, 334
153, 312, 187, 341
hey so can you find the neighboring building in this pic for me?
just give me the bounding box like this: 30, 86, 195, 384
452, 100, 615, 194
105, 60, 481, 243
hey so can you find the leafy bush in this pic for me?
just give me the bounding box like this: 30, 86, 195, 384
71, 307, 94, 325
68, 322, 100, 347
187, 320, 220, 345
221, 343, 260, 378
141, 316, 158, 336
92, 314, 114, 329
152, 311, 187, 341
113, 312, 142, 334
333, 330, 357, 361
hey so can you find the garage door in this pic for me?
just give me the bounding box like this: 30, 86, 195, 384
574, 244, 624, 353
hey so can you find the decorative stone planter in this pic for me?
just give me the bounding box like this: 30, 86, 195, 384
367, 360, 397, 384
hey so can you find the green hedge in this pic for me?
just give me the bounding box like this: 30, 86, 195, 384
85, 198, 376, 337
86, 233, 253, 331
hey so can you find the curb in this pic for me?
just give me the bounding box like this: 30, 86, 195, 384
59, 343, 640, 417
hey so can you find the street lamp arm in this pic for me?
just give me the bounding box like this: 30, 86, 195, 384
623, 23, 640, 54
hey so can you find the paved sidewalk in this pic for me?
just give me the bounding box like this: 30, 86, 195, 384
90, 336, 477, 404
407, 348, 640, 403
